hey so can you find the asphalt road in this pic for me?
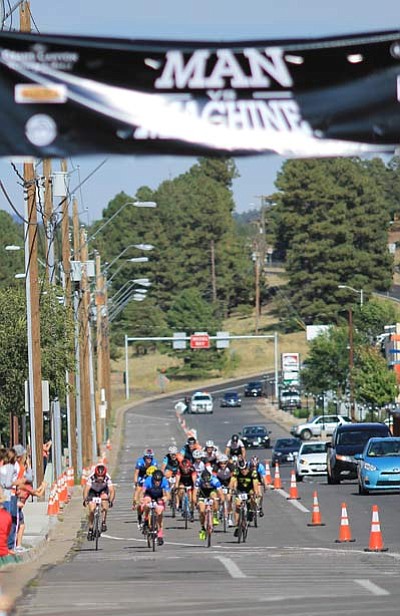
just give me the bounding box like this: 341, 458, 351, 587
16, 385, 400, 616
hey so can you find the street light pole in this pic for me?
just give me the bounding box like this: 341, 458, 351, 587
84, 201, 157, 247
338, 284, 364, 308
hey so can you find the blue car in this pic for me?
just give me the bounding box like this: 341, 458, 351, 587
220, 392, 241, 407
356, 437, 400, 494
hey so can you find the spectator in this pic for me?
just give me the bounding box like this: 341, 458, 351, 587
43, 439, 52, 471
0, 448, 21, 550
0, 487, 12, 557
13, 445, 31, 553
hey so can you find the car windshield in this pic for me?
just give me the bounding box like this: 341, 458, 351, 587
243, 427, 266, 436
275, 439, 300, 450
225, 393, 238, 398
193, 395, 210, 401
337, 429, 389, 446
367, 440, 400, 457
281, 392, 299, 398
301, 443, 327, 454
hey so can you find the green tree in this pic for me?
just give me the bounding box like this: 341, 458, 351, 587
353, 298, 399, 344
353, 347, 397, 409
301, 326, 351, 395
0, 212, 24, 288
272, 158, 393, 323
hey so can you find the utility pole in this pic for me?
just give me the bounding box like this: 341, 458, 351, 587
72, 198, 83, 473
60, 159, 77, 474
79, 227, 93, 467
42, 159, 55, 283
95, 253, 104, 449
210, 239, 217, 303
21, 0, 44, 487
348, 307, 356, 422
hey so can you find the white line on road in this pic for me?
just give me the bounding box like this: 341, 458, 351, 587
214, 555, 247, 578
275, 489, 309, 512
354, 579, 390, 596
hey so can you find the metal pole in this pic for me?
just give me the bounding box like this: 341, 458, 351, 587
53, 399, 62, 478
360, 289, 364, 308
74, 291, 83, 474
125, 335, 130, 400
274, 331, 279, 401
88, 325, 97, 460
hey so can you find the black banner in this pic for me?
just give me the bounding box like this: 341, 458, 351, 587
1, 29, 400, 157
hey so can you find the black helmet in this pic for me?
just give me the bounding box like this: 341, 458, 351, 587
152, 470, 163, 482
231, 434, 239, 443
201, 470, 212, 483
187, 436, 196, 445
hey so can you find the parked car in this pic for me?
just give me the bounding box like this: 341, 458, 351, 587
280, 389, 301, 411
290, 414, 351, 440
244, 381, 264, 397
295, 441, 328, 481
356, 437, 400, 494
327, 422, 392, 484
240, 424, 271, 449
189, 391, 213, 414
271, 437, 301, 465
220, 391, 241, 407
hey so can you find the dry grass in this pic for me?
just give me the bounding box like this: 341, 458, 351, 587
110, 305, 309, 406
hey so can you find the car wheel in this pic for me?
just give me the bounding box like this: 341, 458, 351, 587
358, 482, 369, 495
327, 470, 340, 485
296, 474, 303, 482
301, 429, 312, 440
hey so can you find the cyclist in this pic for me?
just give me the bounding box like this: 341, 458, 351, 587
192, 448, 206, 475
214, 453, 235, 526
83, 463, 115, 540
176, 457, 197, 521
248, 455, 266, 517
202, 440, 219, 468
225, 434, 246, 460
180, 436, 202, 463
140, 469, 170, 546
232, 460, 259, 536
194, 469, 224, 540
132, 448, 158, 512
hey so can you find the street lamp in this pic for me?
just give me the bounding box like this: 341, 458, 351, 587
107, 257, 149, 285
338, 284, 364, 307
103, 244, 154, 274
84, 200, 157, 247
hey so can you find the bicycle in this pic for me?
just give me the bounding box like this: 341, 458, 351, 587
203, 498, 214, 548
168, 477, 177, 518
179, 486, 194, 529
143, 500, 158, 552
247, 492, 258, 528
91, 496, 102, 551
219, 487, 230, 533
236, 492, 249, 544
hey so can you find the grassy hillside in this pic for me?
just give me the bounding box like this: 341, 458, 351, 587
110, 306, 309, 408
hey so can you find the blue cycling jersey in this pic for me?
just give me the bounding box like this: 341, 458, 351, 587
143, 476, 170, 501
195, 475, 222, 490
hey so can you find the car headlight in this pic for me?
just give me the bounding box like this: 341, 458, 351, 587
299, 458, 308, 465
363, 462, 377, 472
335, 454, 353, 462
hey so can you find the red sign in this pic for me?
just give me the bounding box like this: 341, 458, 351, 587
190, 334, 210, 349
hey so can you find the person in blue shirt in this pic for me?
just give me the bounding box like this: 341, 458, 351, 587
194, 470, 224, 540
140, 469, 170, 546
132, 448, 159, 511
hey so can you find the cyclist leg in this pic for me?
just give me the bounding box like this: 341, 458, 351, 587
155, 500, 165, 545
100, 492, 109, 532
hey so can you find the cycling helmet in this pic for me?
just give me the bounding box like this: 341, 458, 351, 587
187, 436, 197, 445
201, 470, 212, 483
205, 440, 214, 448
94, 463, 107, 476
231, 434, 239, 443
238, 459, 247, 470
146, 465, 157, 476
143, 448, 154, 459
168, 445, 178, 455
192, 449, 203, 459
250, 456, 259, 466
218, 454, 229, 463
152, 469, 164, 482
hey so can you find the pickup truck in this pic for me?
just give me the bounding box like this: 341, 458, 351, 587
280, 389, 301, 411
290, 414, 351, 440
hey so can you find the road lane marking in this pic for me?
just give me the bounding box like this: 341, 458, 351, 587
275, 488, 309, 512
214, 555, 247, 578
354, 579, 389, 596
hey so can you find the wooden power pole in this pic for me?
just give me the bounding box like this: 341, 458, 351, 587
21, 0, 44, 486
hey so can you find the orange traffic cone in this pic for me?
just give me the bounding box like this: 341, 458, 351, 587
46, 488, 57, 516
66, 467, 74, 489
335, 502, 355, 543
307, 490, 325, 526
287, 469, 300, 500
80, 467, 89, 487
365, 505, 388, 552
273, 462, 282, 489
264, 461, 272, 487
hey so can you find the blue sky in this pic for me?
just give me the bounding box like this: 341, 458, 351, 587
1, 0, 399, 223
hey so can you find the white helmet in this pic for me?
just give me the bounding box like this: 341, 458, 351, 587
192, 449, 203, 459
168, 445, 178, 454
218, 454, 229, 463
205, 440, 214, 448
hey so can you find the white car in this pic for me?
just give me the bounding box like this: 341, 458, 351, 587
295, 441, 328, 481
190, 392, 213, 414
290, 414, 351, 440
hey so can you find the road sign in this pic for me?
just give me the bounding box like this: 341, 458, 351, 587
190, 333, 210, 349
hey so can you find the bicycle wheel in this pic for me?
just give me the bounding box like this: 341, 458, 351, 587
151, 509, 157, 552
94, 508, 100, 551
206, 509, 212, 548
183, 493, 189, 530
171, 488, 176, 518
237, 508, 243, 544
